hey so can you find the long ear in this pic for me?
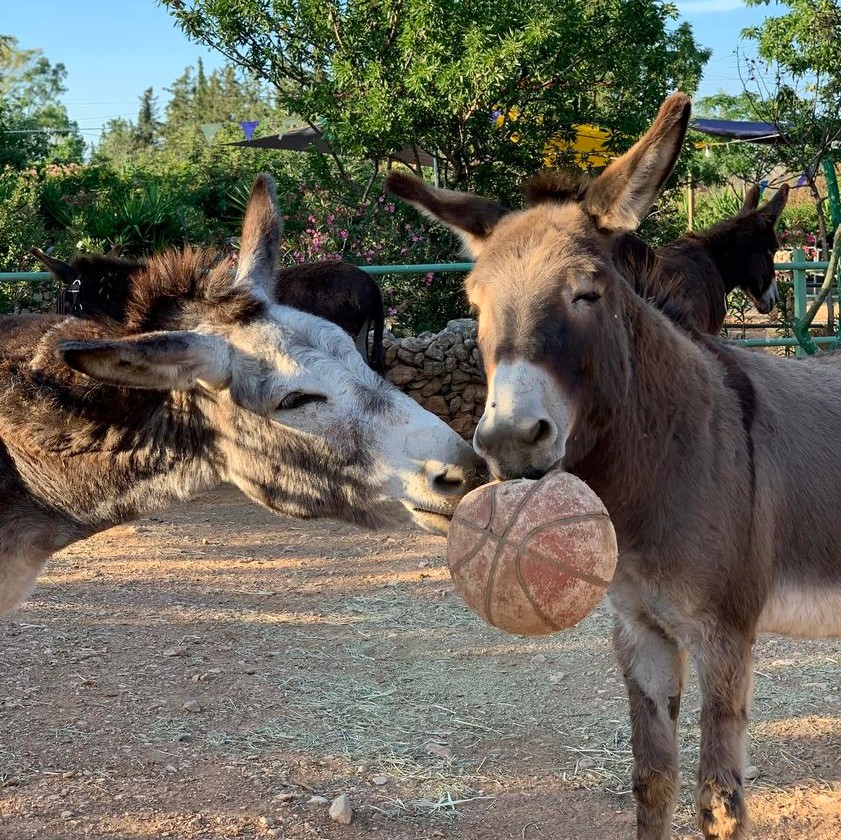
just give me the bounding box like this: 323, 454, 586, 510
235, 173, 282, 294
385, 171, 509, 257
584, 93, 692, 233
106, 243, 125, 258
760, 183, 789, 224
739, 184, 761, 216
56, 331, 232, 391
31, 247, 75, 284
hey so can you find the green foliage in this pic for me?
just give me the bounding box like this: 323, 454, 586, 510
692, 92, 780, 187
272, 172, 466, 333
728, 0, 841, 252
161, 0, 709, 198
778, 199, 823, 251
0, 169, 46, 270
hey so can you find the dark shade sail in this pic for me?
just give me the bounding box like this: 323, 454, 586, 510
225, 124, 437, 166
690, 118, 784, 144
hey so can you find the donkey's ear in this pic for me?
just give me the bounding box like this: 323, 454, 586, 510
760, 183, 789, 224
31, 247, 75, 283
385, 171, 509, 257
584, 93, 692, 233
739, 184, 761, 215
56, 331, 232, 391
235, 173, 282, 295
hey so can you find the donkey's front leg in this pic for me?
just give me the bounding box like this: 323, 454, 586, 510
612, 608, 686, 840
695, 629, 754, 840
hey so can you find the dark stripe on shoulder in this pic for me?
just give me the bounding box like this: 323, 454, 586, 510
693, 332, 756, 501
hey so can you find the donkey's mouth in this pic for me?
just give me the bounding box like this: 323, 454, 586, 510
408, 507, 453, 536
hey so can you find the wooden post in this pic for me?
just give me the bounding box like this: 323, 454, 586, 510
686, 172, 694, 231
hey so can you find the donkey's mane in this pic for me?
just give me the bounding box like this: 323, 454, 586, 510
0, 247, 265, 451
121, 248, 264, 333
523, 170, 591, 207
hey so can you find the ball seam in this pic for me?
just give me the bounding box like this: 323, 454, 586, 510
485, 479, 544, 627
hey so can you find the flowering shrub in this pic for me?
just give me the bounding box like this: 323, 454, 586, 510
273, 180, 470, 334
0, 158, 473, 332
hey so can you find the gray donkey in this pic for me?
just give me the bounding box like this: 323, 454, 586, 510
387, 95, 841, 840
0, 174, 482, 617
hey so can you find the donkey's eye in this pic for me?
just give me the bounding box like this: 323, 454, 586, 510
276, 391, 327, 411
572, 291, 601, 306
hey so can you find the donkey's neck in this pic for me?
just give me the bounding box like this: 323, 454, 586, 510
565, 292, 734, 548
1, 393, 221, 546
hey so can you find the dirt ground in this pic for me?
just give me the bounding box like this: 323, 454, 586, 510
1, 486, 840, 840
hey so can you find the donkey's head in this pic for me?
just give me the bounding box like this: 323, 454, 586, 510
738, 183, 789, 313
696, 182, 789, 314
387, 94, 691, 480
32, 245, 140, 321
55, 175, 483, 532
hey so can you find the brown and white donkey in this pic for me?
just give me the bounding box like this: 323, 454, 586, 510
388, 95, 841, 840
0, 174, 483, 618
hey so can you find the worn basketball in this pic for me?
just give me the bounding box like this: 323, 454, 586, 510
446, 472, 618, 636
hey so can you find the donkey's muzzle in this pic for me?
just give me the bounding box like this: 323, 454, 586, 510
427, 457, 487, 499
755, 282, 779, 314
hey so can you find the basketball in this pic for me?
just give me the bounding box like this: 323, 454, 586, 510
446, 472, 618, 636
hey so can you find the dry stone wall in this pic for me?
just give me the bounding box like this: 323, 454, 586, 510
382, 318, 486, 438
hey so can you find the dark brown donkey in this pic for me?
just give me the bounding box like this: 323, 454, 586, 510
387, 94, 841, 840
617, 182, 788, 333
275, 261, 386, 372
33, 251, 386, 372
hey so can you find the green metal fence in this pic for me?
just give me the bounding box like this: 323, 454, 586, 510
0, 254, 834, 353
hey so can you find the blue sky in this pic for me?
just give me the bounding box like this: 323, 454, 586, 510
4, 0, 225, 148
5, 0, 776, 150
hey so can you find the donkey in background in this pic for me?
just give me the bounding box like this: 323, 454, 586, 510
618, 182, 788, 334
388, 95, 841, 840
33, 250, 387, 372
275, 261, 385, 372
1, 173, 481, 618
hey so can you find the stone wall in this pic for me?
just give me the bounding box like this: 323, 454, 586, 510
382, 319, 486, 438
4, 282, 58, 315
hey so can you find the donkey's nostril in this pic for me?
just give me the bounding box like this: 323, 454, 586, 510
430, 466, 470, 496
520, 416, 556, 447
526, 418, 554, 445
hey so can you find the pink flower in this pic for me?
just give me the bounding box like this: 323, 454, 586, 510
388, 306, 398, 316
339, 229, 349, 239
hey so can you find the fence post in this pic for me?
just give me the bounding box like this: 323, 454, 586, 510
792, 246, 808, 358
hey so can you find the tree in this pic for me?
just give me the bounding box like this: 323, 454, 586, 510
161, 59, 275, 153
735, 0, 841, 253
0, 36, 85, 168
135, 87, 162, 150
161, 0, 709, 198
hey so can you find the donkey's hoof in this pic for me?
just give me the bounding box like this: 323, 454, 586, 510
696, 779, 749, 839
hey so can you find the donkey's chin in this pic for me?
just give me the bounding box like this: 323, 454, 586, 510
365, 498, 452, 535
406, 507, 453, 536
751, 292, 778, 315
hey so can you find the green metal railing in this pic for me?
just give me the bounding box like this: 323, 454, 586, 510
1, 256, 836, 353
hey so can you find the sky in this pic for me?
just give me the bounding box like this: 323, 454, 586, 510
4, 0, 777, 152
